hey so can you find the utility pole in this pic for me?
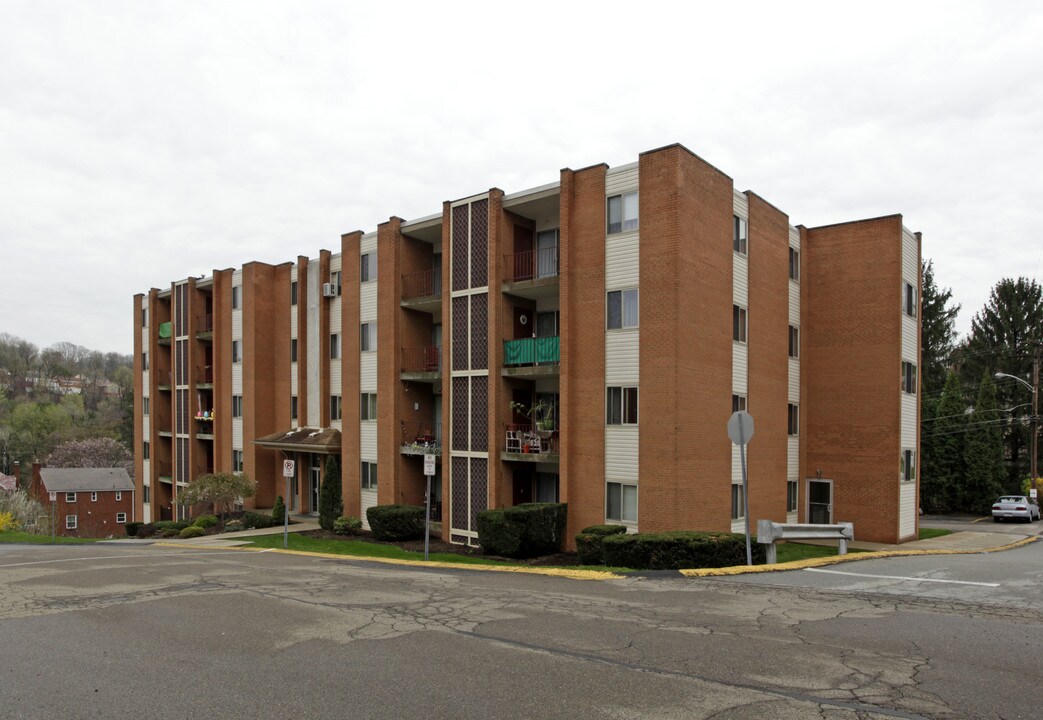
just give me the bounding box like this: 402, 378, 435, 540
1032, 341, 1040, 495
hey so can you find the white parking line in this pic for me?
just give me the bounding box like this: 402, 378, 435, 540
804, 568, 1000, 587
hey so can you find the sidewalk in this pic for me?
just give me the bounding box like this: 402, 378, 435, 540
152, 515, 321, 547
802, 529, 1037, 554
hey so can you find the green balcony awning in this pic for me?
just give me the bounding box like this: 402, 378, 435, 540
504, 336, 559, 366
158, 322, 172, 339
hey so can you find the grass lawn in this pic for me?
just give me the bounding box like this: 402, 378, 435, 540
775, 542, 868, 563
918, 527, 953, 540
0, 531, 101, 545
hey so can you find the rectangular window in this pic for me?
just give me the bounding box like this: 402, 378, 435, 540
142, 307, 148, 327
606, 482, 637, 522
232, 395, 243, 418
733, 305, 747, 343
789, 247, 800, 281
607, 191, 639, 234
115, 491, 122, 501
66, 515, 77, 530
788, 403, 799, 436
290, 280, 298, 306
291, 395, 298, 420
787, 480, 798, 513
732, 394, 747, 413
788, 325, 799, 358
731, 484, 745, 520
901, 361, 917, 394
330, 333, 340, 360
91, 492, 97, 502
290, 338, 298, 363
331, 270, 342, 296
143, 397, 149, 416
142, 351, 149, 371
360, 322, 376, 352
330, 395, 342, 421
361, 461, 377, 490
903, 281, 917, 318
65, 492, 76, 502
361, 252, 377, 282
733, 216, 748, 255
143, 485, 150, 503
361, 393, 377, 421
232, 340, 242, 363
606, 289, 639, 329
902, 449, 916, 481
232, 285, 241, 310
143, 441, 150, 460
606, 386, 638, 425
116, 512, 127, 523
233, 449, 243, 473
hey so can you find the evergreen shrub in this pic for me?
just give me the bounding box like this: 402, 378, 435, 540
601, 531, 764, 570
575, 524, 628, 565
179, 525, 205, 539
366, 504, 425, 541
476, 503, 568, 559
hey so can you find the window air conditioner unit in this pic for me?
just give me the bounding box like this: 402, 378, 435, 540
322, 283, 337, 298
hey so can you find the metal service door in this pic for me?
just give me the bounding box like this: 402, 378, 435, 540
808, 480, 832, 524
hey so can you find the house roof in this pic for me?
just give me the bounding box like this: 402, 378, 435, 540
252, 427, 341, 453
39, 468, 134, 492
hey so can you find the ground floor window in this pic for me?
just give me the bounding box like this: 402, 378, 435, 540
65, 515, 77, 530
607, 482, 637, 523
361, 461, 377, 491
787, 480, 798, 512
731, 484, 745, 520
116, 513, 127, 523
536, 473, 559, 503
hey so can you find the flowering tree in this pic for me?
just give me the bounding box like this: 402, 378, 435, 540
47, 437, 133, 479
177, 472, 255, 520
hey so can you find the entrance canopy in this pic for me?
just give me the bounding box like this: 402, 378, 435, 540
252, 427, 341, 454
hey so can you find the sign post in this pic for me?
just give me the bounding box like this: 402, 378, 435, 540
727, 411, 756, 565
423, 454, 436, 561
49, 492, 56, 543
282, 459, 295, 549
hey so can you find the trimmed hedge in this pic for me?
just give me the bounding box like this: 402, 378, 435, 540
124, 521, 143, 538
333, 515, 362, 535
575, 524, 628, 565
155, 520, 191, 532
179, 525, 205, 539
601, 531, 764, 570
366, 505, 425, 541
476, 503, 567, 559
242, 511, 277, 529
193, 514, 218, 529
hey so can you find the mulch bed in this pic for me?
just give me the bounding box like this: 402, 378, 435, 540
298, 529, 581, 566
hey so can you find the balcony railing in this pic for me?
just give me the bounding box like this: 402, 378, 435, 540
200, 314, 213, 333
504, 336, 559, 366
401, 420, 441, 454
504, 424, 558, 455
504, 245, 559, 283
402, 269, 442, 300
401, 346, 441, 373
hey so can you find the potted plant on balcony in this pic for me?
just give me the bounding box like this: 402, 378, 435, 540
510, 399, 556, 450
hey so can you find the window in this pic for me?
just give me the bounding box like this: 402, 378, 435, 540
536, 473, 559, 503
607, 289, 639, 329
66, 515, 77, 530
901, 449, 916, 482
361, 461, 377, 490
143, 441, 150, 460
290, 338, 298, 363
606, 386, 638, 425
733, 305, 747, 343
142, 307, 148, 327
115, 491, 122, 501
361, 252, 377, 282
143, 485, 150, 503
903, 281, 917, 318
232, 285, 241, 310
290, 280, 298, 306
361, 393, 377, 421
733, 216, 748, 254
232, 395, 243, 418
787, 480, 798, 512
291, 395, 298, 420
731, 484, 745, 520
901, 361, 917, 394
789, 247, 800, 281
607, 191, 638, 234
65, 492, 76, 502
143, 397, 149, 416
232, 340, 242, 363
116, 512, 127, 523
330, 395, 342, 421
330, 333, 340, 360
789, 325, 799, 358
606, 482, 637, 522
331, 270, 342, 296
788, 403, 799, 436
142, 352, 149, 371
361, 322, 376, 352
91, 492, 97, 502
233, 450, 243, 473
732, 394, 747, 413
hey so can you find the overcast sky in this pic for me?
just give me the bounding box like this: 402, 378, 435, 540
2, 1, 1041, 355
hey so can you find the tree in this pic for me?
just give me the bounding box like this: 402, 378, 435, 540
272, 495, 286, 523
920, 260, 960, 397
319, 455, 342, 531
962, 374, 1006, 511
8, 401, 73, 464
920, 371, 967, 512
178, 472, 255, 520
47, 437, 133, 478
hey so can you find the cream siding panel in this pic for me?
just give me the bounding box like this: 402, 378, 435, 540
142, 370, 149, 392
330, 360, 342, 397
232, 363, 243, 395
788, 358, 800, 403
290, 305, 298, 337
142, 496, 151, 523
360, 353, 377, 392
789, 282, 800, 326
605, 426, 639, 481
360, 283, 377, 323
789, 225, 800, 249
732, 444, 742, 482
232, 310, 243, 340
360, 233, 378, 256
232, 418, 243, 449
360, 422, 377, 454
361, 489, 378, 529
731, 518, 745, 533
788, 437, 800, 479
732, 190, 748, 219
142, 416, 149, 437
331, 418, 342, 431
899, 483, 917, 538
732, 344, 748, 395
787, 510, 798, 523
901, 395, 917, 447
606, 331, 640, 384
733, 254, 749, 305
290, 363, 298, 395
605, 234, 640, 288
902, 316, 917, 361
605, 164, 638, 195
902, 228, 918, 284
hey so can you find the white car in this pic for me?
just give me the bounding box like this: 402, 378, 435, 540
991, 496, 1041, 522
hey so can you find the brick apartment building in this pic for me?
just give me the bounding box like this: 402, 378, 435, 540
29, 466, 135, 537
133, 143, 921, 545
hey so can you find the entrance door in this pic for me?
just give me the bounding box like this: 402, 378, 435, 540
309, 453, 322, 514
512, 468, 534, 506
808, 480, 832, 524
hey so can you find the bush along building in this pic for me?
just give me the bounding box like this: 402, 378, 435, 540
133, 143, 921, 545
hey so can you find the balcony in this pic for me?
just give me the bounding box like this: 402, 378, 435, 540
401, 421, 441, 456
502, 337, 559, 377
502, 424, 559, 463
400, 346, 441, 382
503, 246, 559, 300
401, 269, 442, 314
196, 366, 214, 388
158, 321, 172, 345
196, 314, 213, 341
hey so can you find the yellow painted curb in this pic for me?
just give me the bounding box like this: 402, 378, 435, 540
153, 542, 621, 581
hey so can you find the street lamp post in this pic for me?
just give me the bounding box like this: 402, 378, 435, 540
995, 366, 1039, 496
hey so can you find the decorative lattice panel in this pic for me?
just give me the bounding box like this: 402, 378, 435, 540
469, 293, 488, 370
469, 457, 488, 531
452, 296, 468, 372
451, 377, 469, 452
470, 376, 488, 452
452, 205, 469, 292
470, 199, 488, 288
450, 456, 468, 533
